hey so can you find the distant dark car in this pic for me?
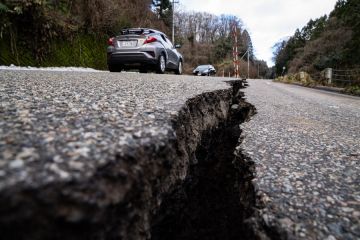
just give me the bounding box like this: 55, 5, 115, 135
107, 28, 183, 74
192, 65, 216, 76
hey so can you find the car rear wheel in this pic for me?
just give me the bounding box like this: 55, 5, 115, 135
175, 60, 183, 75
156, 54, 166, 74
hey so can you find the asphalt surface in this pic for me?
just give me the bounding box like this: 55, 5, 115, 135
241, 80, 360, 240
1, 71, 359, 239
0, 70, 232, 190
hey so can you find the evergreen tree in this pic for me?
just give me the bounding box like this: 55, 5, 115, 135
152, 0, 172, 27
241, 30, 254, 61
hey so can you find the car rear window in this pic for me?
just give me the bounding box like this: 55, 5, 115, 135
196, 65, 210, 70
120, 29, 155, 35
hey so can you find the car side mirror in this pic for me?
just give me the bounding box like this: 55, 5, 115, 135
175, 44, 181, 49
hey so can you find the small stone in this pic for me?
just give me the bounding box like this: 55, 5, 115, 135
16, 148, 36, 159
73, 147, 90, 157
9, 159, 24, 169
49, 164, 70, 179
279, 217, 294, 228
91, 103, 99, 110
124, 127, 135, 132
350, 224, 360, 236
282, 181, 293, 193
53, 155, 63, 163
83, 132, 95, 139
324, 235, 336, 240
327, 196, 335, 204
169, 111, 178, 116
327, 222, 342, 236
2, 150, 13, 160
68, 161, 85, 171
45, 136, 55, 142
352, 211, 360, 219
231, 104, 239, 110
133, 131, 142, 138
341, 207, 354, 213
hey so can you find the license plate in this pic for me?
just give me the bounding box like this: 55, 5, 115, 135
119, 41, 137, 47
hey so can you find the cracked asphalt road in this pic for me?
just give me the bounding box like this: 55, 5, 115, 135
241, 80, 360, 240
1, 70, 246, 239
1, 70, 359, 239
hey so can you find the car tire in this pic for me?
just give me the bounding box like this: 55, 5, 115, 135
156, 54, 166, 74
175, 60, 183, 75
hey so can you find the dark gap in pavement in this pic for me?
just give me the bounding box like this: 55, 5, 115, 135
151, 83, 259, 240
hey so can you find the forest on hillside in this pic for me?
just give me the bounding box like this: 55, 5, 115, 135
273, 0, 360, 87
0, 0, 169, 69
0, 0, 268, 77
173, 10, 269, 77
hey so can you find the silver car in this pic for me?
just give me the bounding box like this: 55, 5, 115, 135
107, 28, 183, 74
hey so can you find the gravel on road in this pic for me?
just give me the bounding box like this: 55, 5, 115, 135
241, 80, 360, 240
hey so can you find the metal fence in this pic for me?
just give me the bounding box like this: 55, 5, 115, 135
332, 68, 360, 87
309, 68, 360, 87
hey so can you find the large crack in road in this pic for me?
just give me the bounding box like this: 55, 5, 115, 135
151, 82, 258, 240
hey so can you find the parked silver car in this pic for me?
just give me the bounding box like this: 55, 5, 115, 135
192, 65, 217, 76
107, 28, 183, 74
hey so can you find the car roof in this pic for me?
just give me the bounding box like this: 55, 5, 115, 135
120, 28, 165, 36
197, 65, 213, 67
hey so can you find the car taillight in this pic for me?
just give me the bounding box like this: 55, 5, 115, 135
108, 37, 114, 46
144, 36, 157, 44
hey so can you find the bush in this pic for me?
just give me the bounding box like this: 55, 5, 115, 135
45, 34, 108, 70
344, 85, 360, 96
275, 72, 316, 86
0, 34, 108, 70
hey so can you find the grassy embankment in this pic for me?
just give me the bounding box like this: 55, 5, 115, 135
275, 72, 360, 96
0, 34, 108, 70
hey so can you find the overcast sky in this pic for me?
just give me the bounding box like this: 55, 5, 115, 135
179, 0, 338, 66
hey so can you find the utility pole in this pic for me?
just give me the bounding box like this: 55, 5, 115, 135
172, 0, 179, 44
239, 48, 248, 79
247, 47, 250, 79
